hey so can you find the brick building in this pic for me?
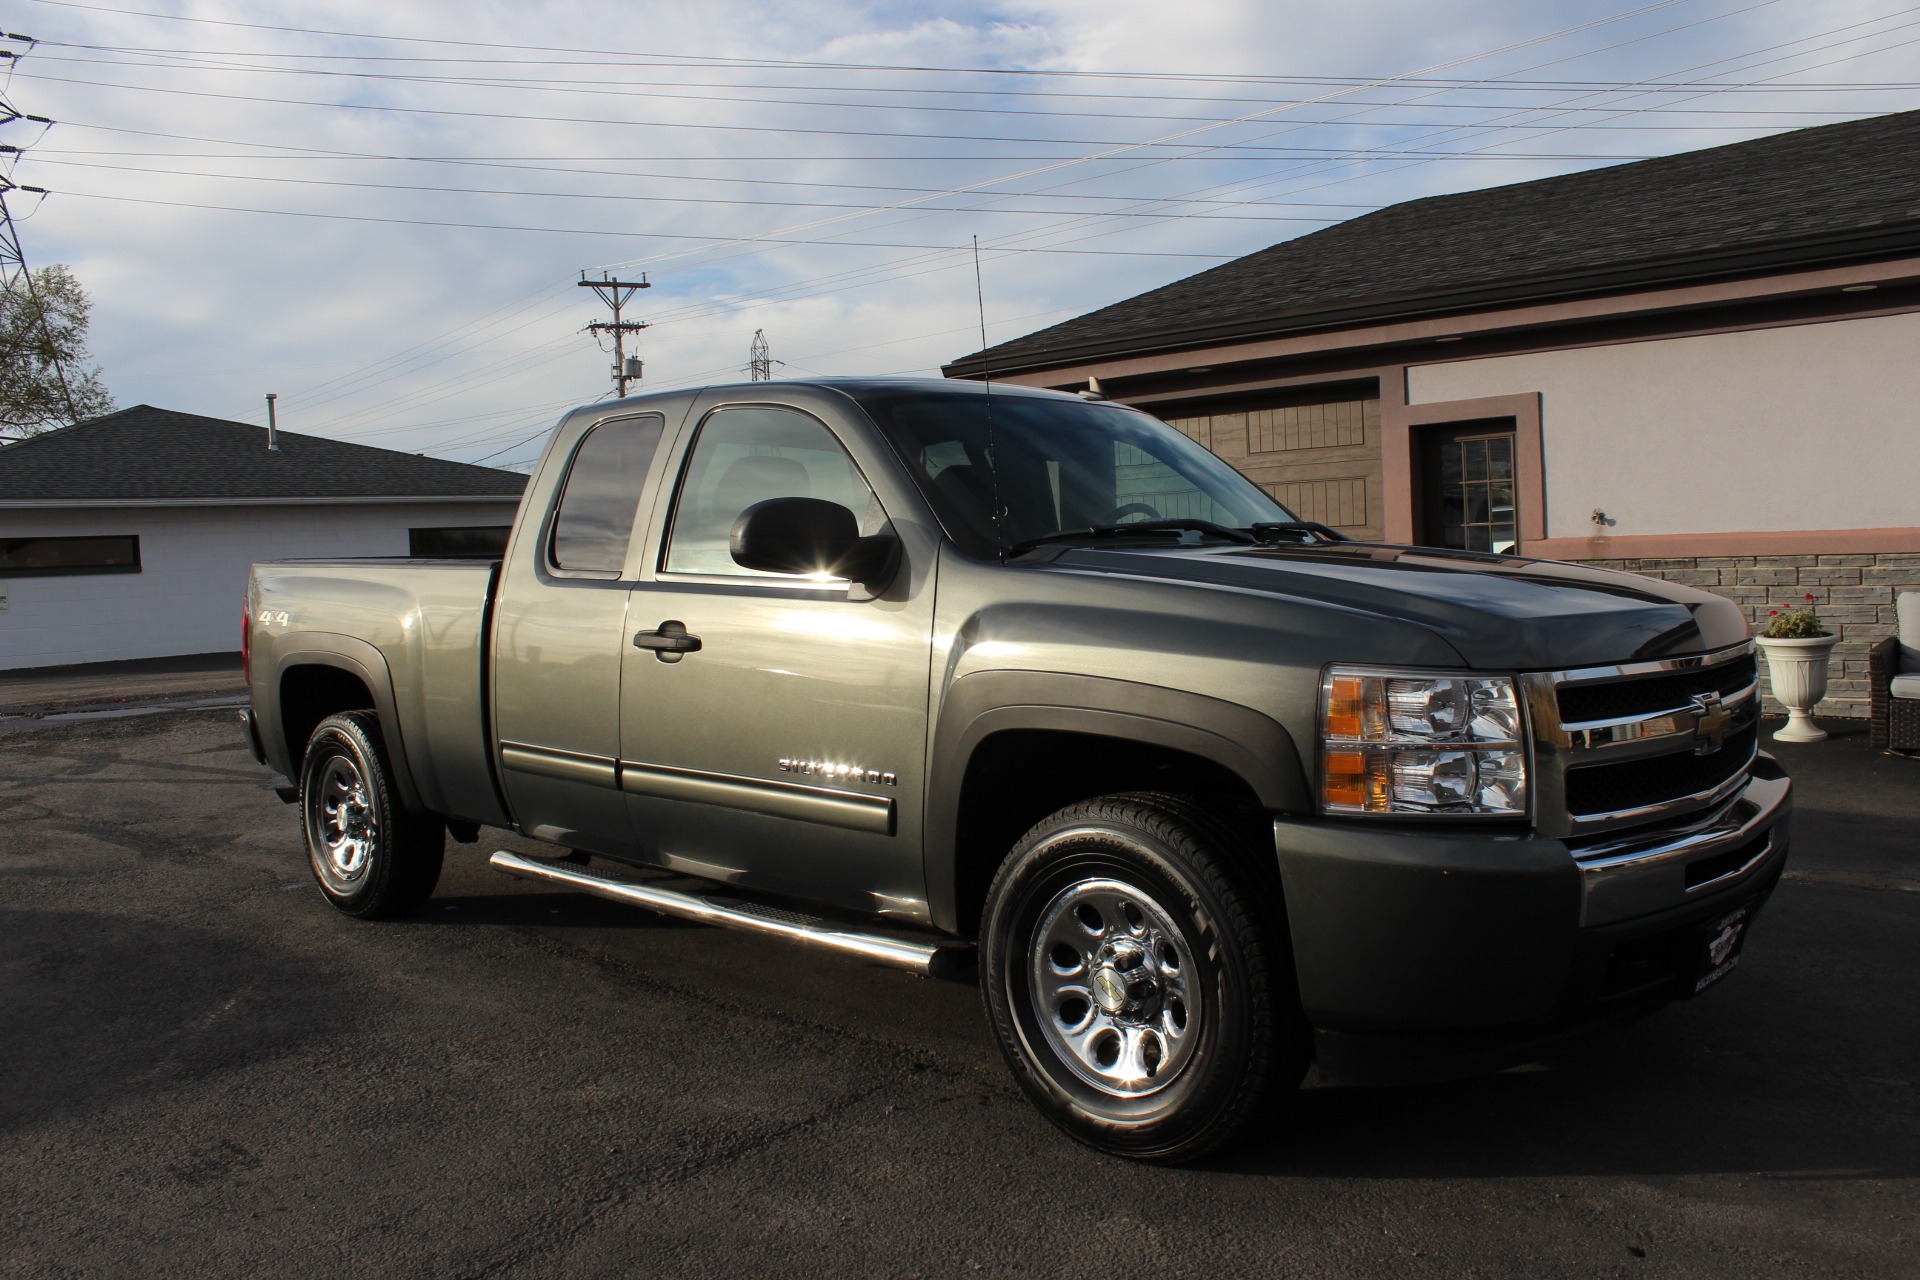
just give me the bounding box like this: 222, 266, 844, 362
0, 406, 525, 670
946, 109, 1920, 717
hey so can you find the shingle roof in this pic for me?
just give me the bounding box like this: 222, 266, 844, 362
0, 406, 528, 502
946, 108, 1920, 377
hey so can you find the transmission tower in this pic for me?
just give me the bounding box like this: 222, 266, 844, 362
747, 329, 771, 381
0, 34, 79, 430
578, 271, 650, 398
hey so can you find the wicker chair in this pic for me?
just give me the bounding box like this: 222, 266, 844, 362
1869, 589, 1920, 752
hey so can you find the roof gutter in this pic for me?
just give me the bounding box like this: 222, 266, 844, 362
942, 220, 1920, 379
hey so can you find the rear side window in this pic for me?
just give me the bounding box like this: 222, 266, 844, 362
548, 414, 664, 573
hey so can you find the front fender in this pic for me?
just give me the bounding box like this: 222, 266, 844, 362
923, 669, 1309, 933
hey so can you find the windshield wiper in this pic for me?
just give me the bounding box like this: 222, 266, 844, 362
1248, 520, 1353, 545
1007, 519, 1256, 558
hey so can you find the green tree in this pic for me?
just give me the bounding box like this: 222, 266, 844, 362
0, 263, 115, 438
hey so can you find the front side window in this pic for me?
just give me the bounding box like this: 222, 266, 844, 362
548, 414, 664, 574
663, 405, 884, 577
855, 390, 1292, 559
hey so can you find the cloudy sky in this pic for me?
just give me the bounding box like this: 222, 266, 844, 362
6, 0, 1919, 469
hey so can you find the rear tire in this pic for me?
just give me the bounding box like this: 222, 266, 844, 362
300, 711, 444, 919
981, 792, 1309, 1163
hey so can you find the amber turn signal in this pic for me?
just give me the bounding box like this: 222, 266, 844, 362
1325, 675, 1366, 739
1323, 749, 1368, 808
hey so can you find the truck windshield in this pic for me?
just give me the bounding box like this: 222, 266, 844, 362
856, 389, 1294, 560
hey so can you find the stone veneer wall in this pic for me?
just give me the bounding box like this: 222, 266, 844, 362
1572, 552, 1920, 718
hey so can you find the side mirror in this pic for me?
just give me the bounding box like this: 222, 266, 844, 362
730, 497, 900, 589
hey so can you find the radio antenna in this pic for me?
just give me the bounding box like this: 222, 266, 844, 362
973, 236, 1005, 564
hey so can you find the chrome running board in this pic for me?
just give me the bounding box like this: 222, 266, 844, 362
488, 849, 970, 977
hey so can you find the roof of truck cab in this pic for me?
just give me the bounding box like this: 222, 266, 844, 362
0, 405, 529, 505
595, 376, 1078, 404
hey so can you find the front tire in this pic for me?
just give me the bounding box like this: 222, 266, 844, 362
981, 793, 1308, 1163
300, 711, 444, 919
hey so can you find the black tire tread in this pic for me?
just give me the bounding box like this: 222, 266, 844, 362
981, 790, 1308, 1164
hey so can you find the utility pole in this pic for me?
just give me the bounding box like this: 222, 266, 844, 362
747, 329, 771, 381
578, 271, 650, 398
0, 36, 77, 426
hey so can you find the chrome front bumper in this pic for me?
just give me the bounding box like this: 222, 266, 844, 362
1570, 758, 1791, 927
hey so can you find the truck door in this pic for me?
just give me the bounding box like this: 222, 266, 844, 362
492, 410, 669, 857
618, 399, 937, 922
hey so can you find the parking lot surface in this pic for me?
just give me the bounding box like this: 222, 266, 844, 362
2, 708, 1915, 1278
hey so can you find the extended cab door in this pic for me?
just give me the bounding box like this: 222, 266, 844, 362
492, 408, 675, 856
617, 393, 938, 922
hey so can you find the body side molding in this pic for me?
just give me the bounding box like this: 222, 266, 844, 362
499, 741, 620, 789
620, 760, 896, 835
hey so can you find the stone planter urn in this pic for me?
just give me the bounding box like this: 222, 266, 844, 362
1756, 633, 1841, 743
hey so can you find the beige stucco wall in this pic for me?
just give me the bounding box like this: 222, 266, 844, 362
1406, 310, 1920, 540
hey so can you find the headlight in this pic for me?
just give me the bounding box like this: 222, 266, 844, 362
1320, 668, 1529, 816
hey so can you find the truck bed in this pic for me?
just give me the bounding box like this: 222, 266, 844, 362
249, 557, 508, 829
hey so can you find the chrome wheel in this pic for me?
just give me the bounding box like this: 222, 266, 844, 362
309, 753, 377, 892
1029, 877, 1201, 1098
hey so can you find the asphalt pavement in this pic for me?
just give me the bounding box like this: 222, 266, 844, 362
0, 653, 245, 723
1, 709, 1914, 1278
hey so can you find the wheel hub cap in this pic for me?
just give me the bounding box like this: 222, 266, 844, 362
309, 753, 377, 890
1028, 877, 1200, 1099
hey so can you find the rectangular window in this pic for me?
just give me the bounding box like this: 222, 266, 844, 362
548, 414, 666, 575
0, 534, 141, 576
1418, 422, 1519, 554
409, 525, 511, 558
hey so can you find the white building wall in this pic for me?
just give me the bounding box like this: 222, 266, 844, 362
0, 501, 517, 670
1407, 310, 1920, 540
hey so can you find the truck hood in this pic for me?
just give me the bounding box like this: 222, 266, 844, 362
1043, 541, 1749, 670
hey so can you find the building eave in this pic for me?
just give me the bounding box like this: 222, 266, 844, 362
942, 221, 1920, 380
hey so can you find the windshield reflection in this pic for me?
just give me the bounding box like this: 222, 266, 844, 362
856, 389, 1293, 561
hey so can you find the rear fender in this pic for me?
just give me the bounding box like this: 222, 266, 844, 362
266, 633, 424, 813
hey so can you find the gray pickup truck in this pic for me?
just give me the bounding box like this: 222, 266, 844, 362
243, 377, 1791, 1162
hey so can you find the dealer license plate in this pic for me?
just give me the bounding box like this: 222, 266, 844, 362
1691, 907, 1749, 995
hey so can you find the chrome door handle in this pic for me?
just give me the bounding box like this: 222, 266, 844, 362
633, 620, 702, 662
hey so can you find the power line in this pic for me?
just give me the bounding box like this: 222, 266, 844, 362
26, 0, 1911, 90
8, 70, 1665, 158
24, 48, 1914, 131
21, 157, 1366, 221
44, 188, 1257, 256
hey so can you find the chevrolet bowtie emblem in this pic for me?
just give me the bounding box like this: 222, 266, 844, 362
1691, 691, 1731, 755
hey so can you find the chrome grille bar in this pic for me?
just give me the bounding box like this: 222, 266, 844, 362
1522, 641, 1760, 840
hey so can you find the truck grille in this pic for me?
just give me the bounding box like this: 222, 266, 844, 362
1556, 653, 1756, 724
1526, 642, 1761, 839
1564, 723, 1758, 819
